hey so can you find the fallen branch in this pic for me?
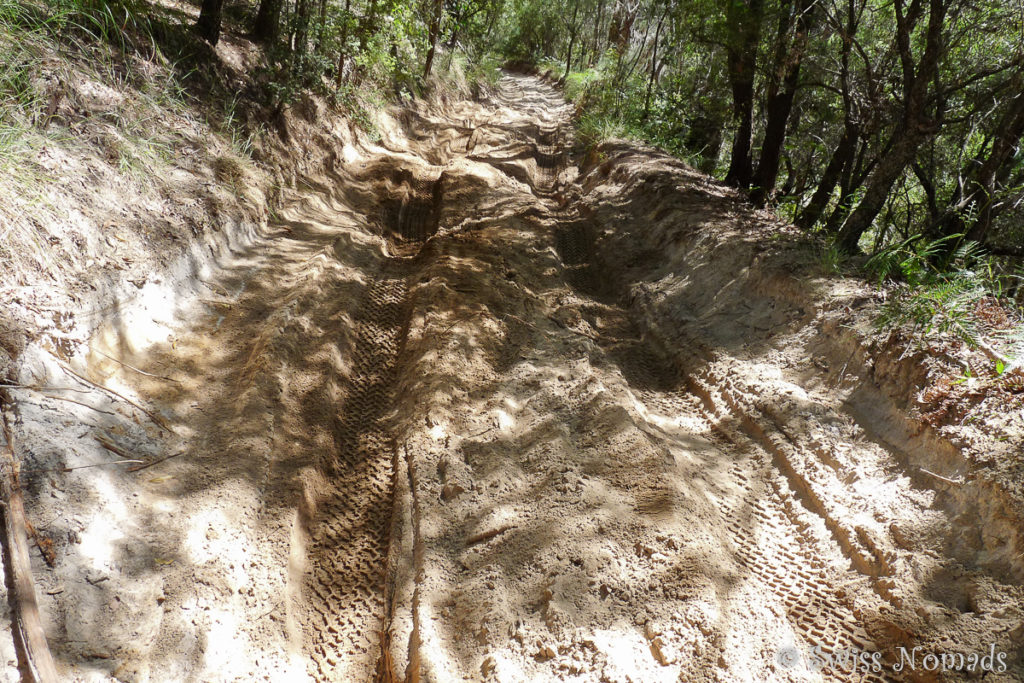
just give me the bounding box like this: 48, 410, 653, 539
126, 450, 185, 473
976, 337, 1021, 376
96, 432, 186, 474
0, 383, 91, 393
465, 524, 517, 546
0, 412, 59, 683
465, 425, 495, 439
93, 350, 181, 384
95, 434, 132, 460
56, 361, 172, 432
503, 313, 539, 330
920, 467, 964, 486
42, 395, 116, 415
0, 459, 143, 475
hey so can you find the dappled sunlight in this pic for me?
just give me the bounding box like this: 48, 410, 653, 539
12, 67, 1019, 683
76, 474, 128, 572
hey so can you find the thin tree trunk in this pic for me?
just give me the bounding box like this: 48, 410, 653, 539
797, 0, 861, 230
314, 0, 328, 53
822, 186, 858, 235
423, 0, 444, 78
609, 1, 637, 79
359, 0, 379, 53
292, 0, 312, 64
823, 137, 873, 235
724, 64, 756, 188
933, 88, 1024, 244
911, 160, 939, 224
642, 8, 668, 119
253, 0, 284, 43
724, 0, 765, 189
872, 201, 894, 252
796, 123, 859, 230
592, 0, 607, 64
564, 0, 582, 80
835, 130, 928, 252
835, 0, 948, 253
335, 0, 353, 87
751, 0, 815, 206
195, 0, 224, 45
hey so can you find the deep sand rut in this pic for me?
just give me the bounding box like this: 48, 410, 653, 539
550, 217, 884, 682
11, 74, 1024, 681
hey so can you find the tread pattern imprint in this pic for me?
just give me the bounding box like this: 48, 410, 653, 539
302, 137, 445, 681
303, 269, 411, 682
553, 214, 894, 683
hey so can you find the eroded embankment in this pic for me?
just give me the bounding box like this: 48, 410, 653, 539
3, 72, 1022, 683
572, 145, 1024, 678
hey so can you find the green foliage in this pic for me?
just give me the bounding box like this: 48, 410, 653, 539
868, 234, 1022, 352
499, 0, 562, 62
866, 234, 962, 287
818, 240, 844, 276
576, 109, 629, 146
877, 276, 987, 348
465, 52, 502, 88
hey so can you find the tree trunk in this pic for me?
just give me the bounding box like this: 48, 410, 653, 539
751, 0, 815, 206
292, 0, 312, 64
750, 83, 797, 204
723, 0, 765, 189
423, 0, 444, 78
359, 0, 379, 53
642, 8, 668, 119
253, 0, 283, 43
822, 185, 858, 235
724, 62, 756, 188
564, 0, 582, 80
835, 130, 924, 252
823, 139, 874, 235
314, 0, 328, 54
195, 0, 224, 45
835, 0, 948, 253
335, 0, 353, 87
621, 7, 656, 86
592, 0, 606, 64
933, 88, 1024, 245
795, 123, 858, 230
608, 1, 634, 53
608, 1, 636, 79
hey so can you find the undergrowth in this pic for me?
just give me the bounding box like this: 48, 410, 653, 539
868, 234, 1024, 372
555, 53, 719, 174
543, 51, 1024, 374
0, 0, 258, 290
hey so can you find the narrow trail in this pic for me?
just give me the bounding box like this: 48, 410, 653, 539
18, 73, 1024, 681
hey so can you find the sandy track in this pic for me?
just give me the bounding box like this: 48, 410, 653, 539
8, 73, 1022, 681
303, 271, 409, 681
551, 216, 886, 682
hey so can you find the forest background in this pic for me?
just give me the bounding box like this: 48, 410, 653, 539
3, 0, 1024, 366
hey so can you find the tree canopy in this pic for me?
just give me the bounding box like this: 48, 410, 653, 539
188, 0, 1024, 264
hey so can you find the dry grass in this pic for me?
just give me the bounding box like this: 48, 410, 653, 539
0, 0, 262, 306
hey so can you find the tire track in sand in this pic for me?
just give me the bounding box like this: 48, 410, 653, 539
303, 159, 444, 679
553, 216, 894, 682
303, 268, 410, 682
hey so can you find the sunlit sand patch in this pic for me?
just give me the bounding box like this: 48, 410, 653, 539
496, 406, 516, 432
77, 474, 128, 571
592, 626, 677, 682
